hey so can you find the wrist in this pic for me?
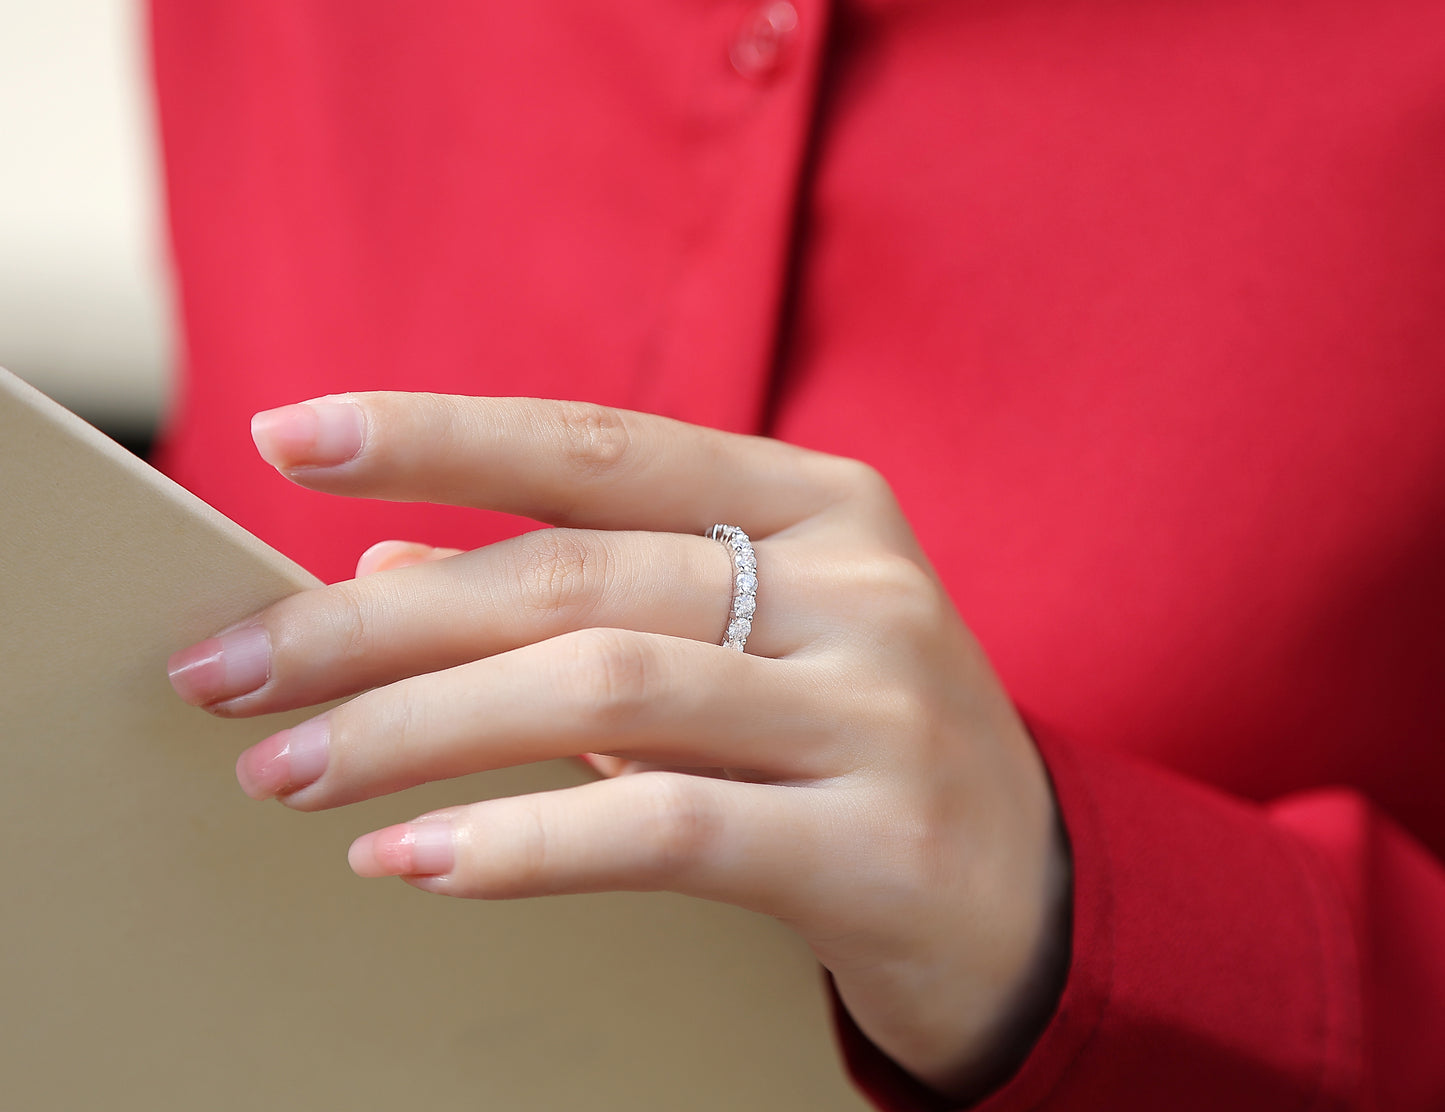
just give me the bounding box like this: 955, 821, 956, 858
934, 811, 1072, 1103
834, 755, 1074, 1104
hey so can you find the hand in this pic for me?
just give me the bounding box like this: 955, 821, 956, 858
167, 393, 1071, 1099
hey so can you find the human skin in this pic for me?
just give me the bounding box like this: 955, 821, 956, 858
167, 392, 1071, 1100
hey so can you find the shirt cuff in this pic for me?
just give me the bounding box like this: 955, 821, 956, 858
832, 722, 1360, 1110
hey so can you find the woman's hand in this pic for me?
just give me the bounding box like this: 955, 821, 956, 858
167, 393, 1070, 1099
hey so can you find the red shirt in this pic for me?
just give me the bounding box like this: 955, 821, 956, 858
150, 2, 1445, 1107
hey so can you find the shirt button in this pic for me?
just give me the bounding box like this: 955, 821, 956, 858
730, 1, 800, 80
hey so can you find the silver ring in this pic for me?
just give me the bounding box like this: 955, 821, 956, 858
706, 524, 757, 652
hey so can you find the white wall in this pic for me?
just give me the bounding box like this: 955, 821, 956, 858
0, 0, 171, 430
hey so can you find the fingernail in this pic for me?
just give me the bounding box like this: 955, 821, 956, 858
355, 540, 434, 577
348, 821, 456, 877
167, 625, 272, 706
235, 716, 330, 800
251, 399, 365, 471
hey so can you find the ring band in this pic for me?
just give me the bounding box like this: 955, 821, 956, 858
706, 524, 757, 652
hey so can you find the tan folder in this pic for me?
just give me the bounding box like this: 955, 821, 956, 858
0, 365, 867, 1111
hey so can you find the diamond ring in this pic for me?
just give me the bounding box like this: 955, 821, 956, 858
706, 524, 757, 652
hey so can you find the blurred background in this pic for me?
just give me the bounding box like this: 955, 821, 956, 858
0, 0, 171, 453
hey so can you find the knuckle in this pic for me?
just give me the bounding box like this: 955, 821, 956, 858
877, 686, 937, 757
379, 685, 427, 766
826, 456, 896, 509
555, 401, 633, 480
328, 685, 428, 795
880, 808, 948, 893
566, 628, 653, 726
853, 553, 939, 628
325, 582, 373, 663
825, 663, 934, 771
629, 773, 721, 882
513, 530, 604, 620
363, 390, 456, 463
428, 394, 477, 459
504, 798, 555, 897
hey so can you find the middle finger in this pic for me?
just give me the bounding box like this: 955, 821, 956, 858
236, 630, 845, 810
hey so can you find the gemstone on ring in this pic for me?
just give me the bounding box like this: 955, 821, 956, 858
706, 524, 757, 652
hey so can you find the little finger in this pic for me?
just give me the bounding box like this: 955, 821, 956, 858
349, 772, 842, 926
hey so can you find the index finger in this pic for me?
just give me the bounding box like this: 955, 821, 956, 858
250, 393, 857, 535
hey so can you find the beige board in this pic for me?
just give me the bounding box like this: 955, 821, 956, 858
0, 366, 869, 1111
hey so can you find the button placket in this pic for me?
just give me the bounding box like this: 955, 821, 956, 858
642, 0, 829, 432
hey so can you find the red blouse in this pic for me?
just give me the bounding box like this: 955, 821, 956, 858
149, 2, 1445, 1107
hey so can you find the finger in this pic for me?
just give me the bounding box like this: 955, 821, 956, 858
579, 754, 737, 780
236, 631, 842, 809
347, 772, 839, 925
170, 527, 801, 716
355, 540, 464, 577
579, 753, 629, 777
249, 393, 860, 534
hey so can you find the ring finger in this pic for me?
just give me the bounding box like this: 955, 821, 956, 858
169, 526, 803, 716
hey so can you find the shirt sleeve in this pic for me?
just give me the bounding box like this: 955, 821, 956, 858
833, 724, 1445, 1111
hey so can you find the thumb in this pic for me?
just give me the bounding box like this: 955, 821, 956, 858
354, 539, 465, 577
